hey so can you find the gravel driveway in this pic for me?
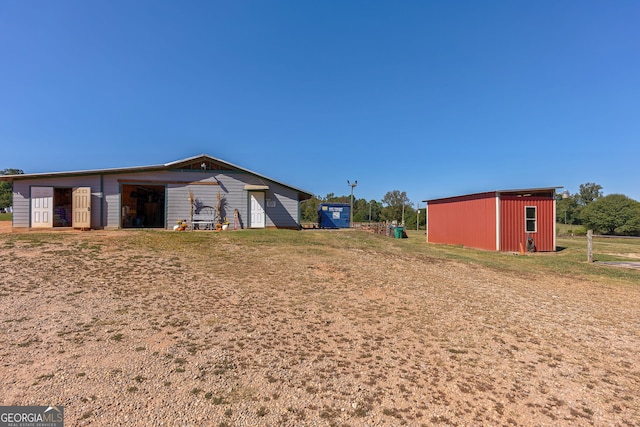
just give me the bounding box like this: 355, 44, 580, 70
1, 228, 639, 426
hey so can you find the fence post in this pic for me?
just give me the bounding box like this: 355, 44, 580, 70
587, 229, 593, 263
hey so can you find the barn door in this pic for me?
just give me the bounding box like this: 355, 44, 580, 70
249, 192, 265, 228
72, 187, 91, 229
31, 186, 53, 228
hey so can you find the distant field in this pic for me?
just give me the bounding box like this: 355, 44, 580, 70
0, 213, 11, 221
555, 222, 587, 236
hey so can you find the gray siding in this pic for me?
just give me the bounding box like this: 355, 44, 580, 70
264, 185, 301, 228
11, 168, 303, 230
103, 170, 224, 229
11, 177, 102, 228
167, 182, 222, 227
11, 181, 30, 228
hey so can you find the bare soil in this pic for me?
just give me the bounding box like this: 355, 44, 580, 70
1, 226, 639, 426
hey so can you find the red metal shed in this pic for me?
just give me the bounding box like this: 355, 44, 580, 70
424, 188, 559, 252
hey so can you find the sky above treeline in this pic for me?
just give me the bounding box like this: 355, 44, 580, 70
1, 1, 638, 205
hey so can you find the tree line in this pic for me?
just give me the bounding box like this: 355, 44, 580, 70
556, 182, 640, 236
0, 169, 23, 209
2, 169, 638, 235
301, 190, 426, 229
303, 182, 640, 236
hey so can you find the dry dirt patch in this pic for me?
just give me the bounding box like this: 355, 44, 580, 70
0, 230, 639, 426
0, 221, 11, 233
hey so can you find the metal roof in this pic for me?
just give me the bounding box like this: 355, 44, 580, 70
423, 187, 563, 203
0, 154, 313, 200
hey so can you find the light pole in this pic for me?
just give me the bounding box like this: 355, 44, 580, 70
562, 190, 570, 225
416, 205, 420, 231
347, 180, 357, 227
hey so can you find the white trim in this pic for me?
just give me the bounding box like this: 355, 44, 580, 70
425, 205, 429, 242
244, 184, 269, 191
525, 206, 537, 233
248, 191, 266, 228
553, 198, 557, 250
495, 193, 500, 251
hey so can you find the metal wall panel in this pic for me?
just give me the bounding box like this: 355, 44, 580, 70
318, 203, 351, 228
8, 161, 307, 230
267, 186, 302, 229
427, 192, 498, 251
102, 169, 301, 229
11, 181, 30, 227
10, 176, 101, 228
500, 197, 555, 252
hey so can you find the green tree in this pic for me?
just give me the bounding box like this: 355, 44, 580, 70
0, 168, 23, 208
353, 198, 383, 222
576, 182, 603, 206
300, 196, 321, 223
410, 204, 426, 230
556, 196, 580, 225
580, 194, 640, 235
381, 190, 412, 224
352, 198, 366, 222
325, 193, 349, 204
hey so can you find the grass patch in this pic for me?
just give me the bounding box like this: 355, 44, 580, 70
402, 230, 640, 284
110, 333, 125, 342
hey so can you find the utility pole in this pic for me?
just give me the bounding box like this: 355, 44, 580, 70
562, 190, 569, 226
347, 180, 357, 227
416, 205, 420, 231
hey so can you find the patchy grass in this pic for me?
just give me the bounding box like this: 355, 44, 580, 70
403, 230, 640, 284
1, 228, 639, 426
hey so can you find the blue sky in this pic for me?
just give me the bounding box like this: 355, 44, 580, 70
1, 1, 638, 205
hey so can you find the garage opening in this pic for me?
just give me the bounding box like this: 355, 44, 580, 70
53, 188, 72, 227
121, 184, 166, 228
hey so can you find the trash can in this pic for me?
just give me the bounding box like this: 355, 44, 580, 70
394, 226, 404, 238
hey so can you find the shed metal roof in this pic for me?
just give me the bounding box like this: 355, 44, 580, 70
423, 187, 563, 203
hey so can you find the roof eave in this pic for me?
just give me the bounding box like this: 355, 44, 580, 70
423, 186, 563, 203
0, 154, 315, 199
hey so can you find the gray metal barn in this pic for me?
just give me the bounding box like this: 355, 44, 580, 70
0, 154, 313, 230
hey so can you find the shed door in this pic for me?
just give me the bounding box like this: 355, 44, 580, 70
72, 187, 91, 229
249, 192, 265, 228
31, 186, 53, 228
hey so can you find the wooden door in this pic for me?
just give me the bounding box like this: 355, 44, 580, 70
72, 187, 91, 229
31, 186, 53, 228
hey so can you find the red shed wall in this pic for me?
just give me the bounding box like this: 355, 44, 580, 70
427, 193, 497, 251
500, 197, 555, 252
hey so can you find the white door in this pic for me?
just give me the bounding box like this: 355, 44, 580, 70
31, 186, 53, 228
249, 192, 266, 228
72, 187, 91, 229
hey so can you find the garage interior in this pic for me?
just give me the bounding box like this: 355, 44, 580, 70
53, 188, 72, 227
121, 184, 166, 228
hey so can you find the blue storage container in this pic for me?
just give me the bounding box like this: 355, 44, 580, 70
318, 203, 351, 228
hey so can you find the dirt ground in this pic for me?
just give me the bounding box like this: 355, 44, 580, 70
1, 226, 639, 426
0, 220, 11, 233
